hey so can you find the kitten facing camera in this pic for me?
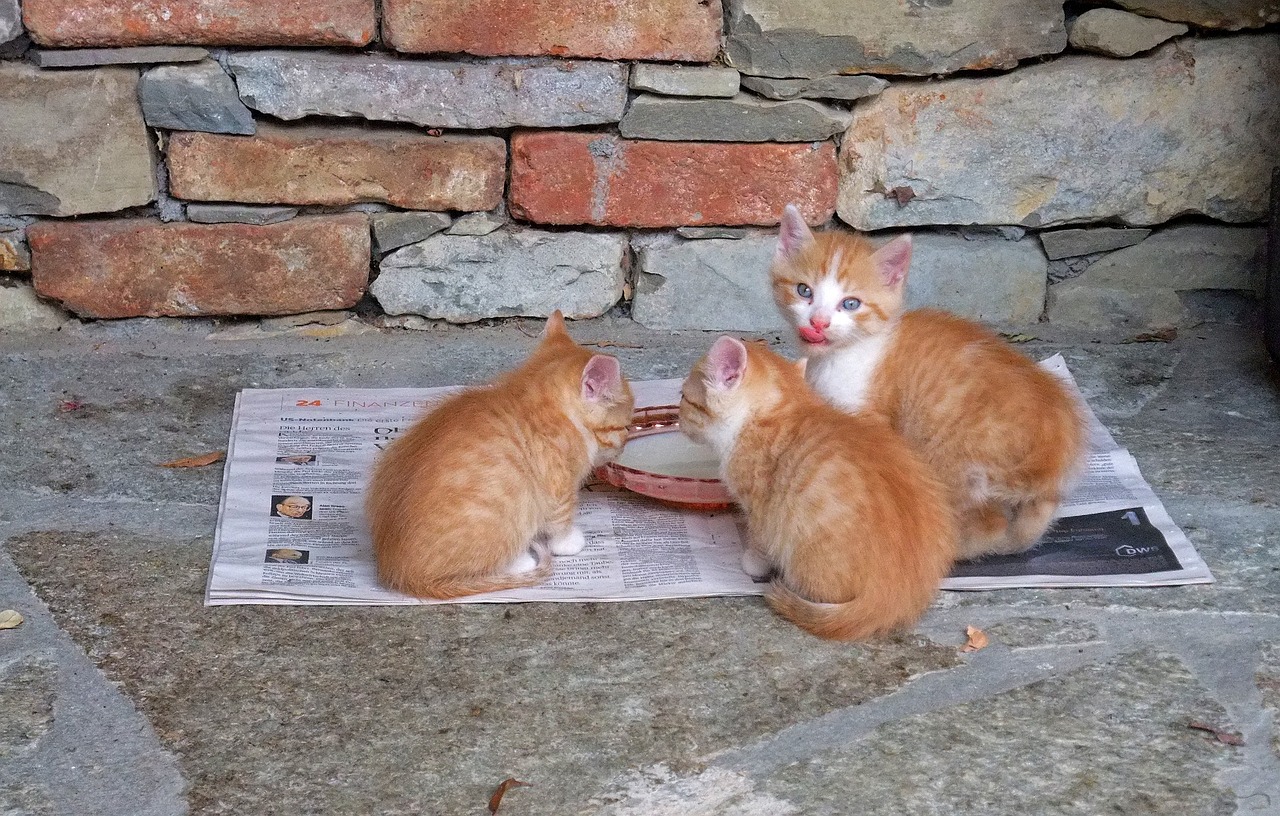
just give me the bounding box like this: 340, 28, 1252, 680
680, 337, 958, 641
771, 204, 1088, 560
366, 311, 635, 600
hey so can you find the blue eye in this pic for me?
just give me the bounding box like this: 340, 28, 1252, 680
796, 283, 812, 298
841, 297, 861, 310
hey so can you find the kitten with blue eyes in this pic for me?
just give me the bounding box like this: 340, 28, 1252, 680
771, 204, 1087, 560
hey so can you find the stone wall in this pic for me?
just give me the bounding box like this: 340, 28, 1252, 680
1, 0, 1277, 333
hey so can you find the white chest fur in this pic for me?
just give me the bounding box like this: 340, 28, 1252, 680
805, 329, 894, 412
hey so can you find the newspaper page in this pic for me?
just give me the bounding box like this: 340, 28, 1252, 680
206, 355, 1212, 605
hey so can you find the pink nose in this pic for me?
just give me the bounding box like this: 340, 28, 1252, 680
809, 315, 830, 330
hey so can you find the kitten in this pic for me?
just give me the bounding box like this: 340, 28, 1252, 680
366, 311, 635, 600
680, 337, 958, 641
771, 204, 1087, 560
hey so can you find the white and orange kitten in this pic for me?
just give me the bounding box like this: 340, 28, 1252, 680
771, 204, 1087, 560
366, 311, 635, 599
680, 337, 958, 640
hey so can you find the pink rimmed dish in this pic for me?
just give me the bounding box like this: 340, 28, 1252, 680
594, 405, 735, 512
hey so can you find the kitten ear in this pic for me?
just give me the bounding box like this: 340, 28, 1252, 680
581, 354, 623, 403
871, 234, 912, 288
543, 309, 568, 338
705, 336, 748, 392
776, 204, 815, 262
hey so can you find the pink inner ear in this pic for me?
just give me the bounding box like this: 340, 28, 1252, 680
872, 234, 912, 287
776, 203, 815, 260
582, 355, 621, 402
706, 337, 747, 391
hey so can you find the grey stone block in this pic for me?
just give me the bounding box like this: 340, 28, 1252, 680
906, 231, 1047, 324
630, 65, 740, 98
140, 60, 256, 135
1068, 8, 1187, 57
740, 75, 888, 101
1039, 227, 1152, 261
372, 229, 626, 322
29, 46, 208, 68
724, 0, 1067, 78
1, 0, 22, 46
839, 37, 1280, 230
0, 283, 70, 330
1, 223, 30, 272
372, 212, 452, 254
446, 211, 506, 236
620, 93, 851, 142
1047, 224, 1265, 329
676, 227, 752, 240
228, 51, 628, 129
0, 63, 155, 217
186, 203, 300, 225
1109, 0, 1280, 29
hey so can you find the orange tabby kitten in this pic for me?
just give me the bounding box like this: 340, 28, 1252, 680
366, 311, 635, 599
680, 337, 958, 640
771, 204, 1087, 560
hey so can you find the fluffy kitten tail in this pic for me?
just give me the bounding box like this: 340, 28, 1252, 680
383, 544, 553, 601
765, 580, 925, 641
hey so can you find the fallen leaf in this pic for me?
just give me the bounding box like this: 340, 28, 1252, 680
426, 128, 443, 137
1122, 327, 1177, 344
58, 400, 84, 412
0, 609, 23, 630
159, 451, 226, 469
584, 340, 643, 349
1001, 333, 1038, 343
488, 778, 532, 814
960, 625, 989, 652
887, 186, 916, 207
1187, 721, 1244, 746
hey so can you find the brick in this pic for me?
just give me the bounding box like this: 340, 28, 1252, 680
509, 132, 837, 228
22, 0, 375, 47
29, 215, 370, 318
382, 0, 721, 61
168, 125, 506, 211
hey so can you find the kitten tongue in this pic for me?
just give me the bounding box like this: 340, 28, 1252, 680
798, 326, 827, 344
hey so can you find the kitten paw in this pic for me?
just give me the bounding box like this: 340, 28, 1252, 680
507, 550, 539, 575
741, 548, 772, 579
549, 527, 587, 556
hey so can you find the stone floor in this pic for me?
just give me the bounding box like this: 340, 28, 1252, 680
0, 308, 1277, 815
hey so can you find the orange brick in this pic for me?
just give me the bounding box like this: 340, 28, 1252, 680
23, 0, 375, 47
29, 216, 370, 318
168, 125, 506, 211
509, 132, 837, 228
382, 0, 721, 61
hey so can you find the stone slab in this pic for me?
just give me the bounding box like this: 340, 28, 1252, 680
676, 226, 751, 240
372, 212, 452, 254
372, 229, 626, 322
185, 204, 299, 225
1039, 227, 1152, 260
28, 215, 370, 318
22, 0, 375, 47
227, 51, 628, 129
838, 36, 1280, 230
620, 94, 852, 142
140, 60, 255, 135
906, 231, 1048, 324
630, 65, 740, 98
0, 283, 68, 329
0, 0, 21, 45
741, 74, 888, 101
1047, 224, 1265, 329
382, 0, 721, 61
446, 211, 506, 236
168, 124, 506, 210
1, 228, 30, 272
0, 63, 155, 217
509, 132, 837, 227
1110, 0, 1280, 29
29, 45, 207, 67
1068, 8, 1188, 57
724, 0, 1067, 78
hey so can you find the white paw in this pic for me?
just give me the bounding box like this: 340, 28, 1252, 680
741, 548, 772, 579
507, 550, 539, 575
549, 527, 587, 556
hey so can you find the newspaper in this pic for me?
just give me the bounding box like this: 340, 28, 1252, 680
206, 355, 1212, 605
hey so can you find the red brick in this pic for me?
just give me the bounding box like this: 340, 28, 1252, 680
22, 0, 375, 47
29, 216, 370, 318
168, 125, 506, 211
509, 132, 837, 228
382, 0, 721, 61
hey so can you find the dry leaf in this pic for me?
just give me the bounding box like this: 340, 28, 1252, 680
58, 400, 84, 412
1187, 721, 1244, 746
159, 451, 226, 469
0, 609, 23, 630
887, 186, 916, 207
960, 625, 989, 652
488, 778, 532, 814
426, 128, 443, 136
1001, 333, 1038, 343
1123, 327, 1177, 344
